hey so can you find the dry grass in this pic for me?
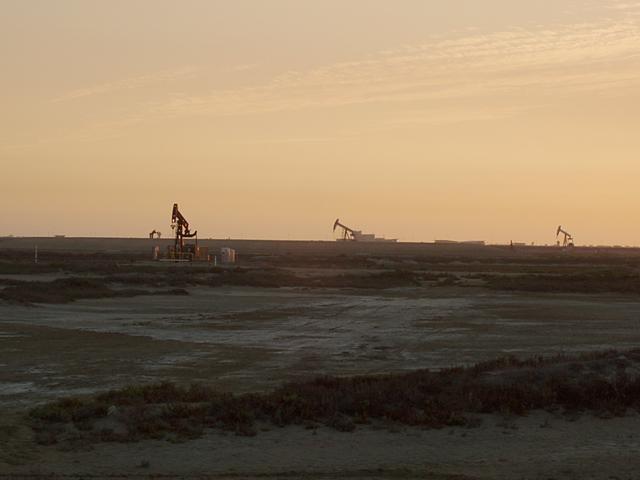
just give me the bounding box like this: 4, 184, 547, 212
104, 268, 421, 290
5, 268, 637, 300
481, 270, 640, 294
3, 249, 640, 295
29, 349, 640, 445
0, 277, 188, 304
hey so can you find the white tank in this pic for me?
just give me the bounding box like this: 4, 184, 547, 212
220, 247, 236, 264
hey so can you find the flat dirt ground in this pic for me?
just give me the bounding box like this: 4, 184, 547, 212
2, 240, 640, 479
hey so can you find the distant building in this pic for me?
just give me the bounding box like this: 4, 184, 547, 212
435, 240, 485, 246
348, 230, 397, 243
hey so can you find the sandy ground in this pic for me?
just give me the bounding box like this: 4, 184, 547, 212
3, 286, 640, 406
3, 285, 640, 478
3, 412, 640, 479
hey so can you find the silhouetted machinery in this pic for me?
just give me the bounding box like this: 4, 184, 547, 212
149, 230, 162, 239
332, 218, 397, 242
333, 218, 356, 241
556, 225, 575, 247
167, 203, 208, 261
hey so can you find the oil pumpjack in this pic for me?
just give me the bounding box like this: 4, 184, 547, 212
332, 218, 397, 243
556, 225, 575, 247
333, 218, 357, 241
167, 203, 208, 261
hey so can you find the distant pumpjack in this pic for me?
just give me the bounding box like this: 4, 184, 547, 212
171, 203, 198, 257
149, 230, 162, 239
333, 218, 356, 241
556, 225, 575, 247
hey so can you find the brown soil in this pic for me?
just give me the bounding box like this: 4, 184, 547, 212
4, 247, 640, 478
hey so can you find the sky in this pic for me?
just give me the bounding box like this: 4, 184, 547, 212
2, 0, 640, 245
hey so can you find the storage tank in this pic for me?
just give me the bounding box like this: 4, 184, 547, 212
220, 247, 236, 264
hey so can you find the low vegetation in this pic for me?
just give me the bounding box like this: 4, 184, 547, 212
0, 277, 187, 305
105, 267, 422, 290
482, 270, 640, 294
0, 268, 419, 305
3, 249, 640, 296
30, 349, 640, 446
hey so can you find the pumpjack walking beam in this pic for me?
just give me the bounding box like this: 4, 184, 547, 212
333, 218, 356, 241
556, 225, 574, 247
171, 203, 198, 255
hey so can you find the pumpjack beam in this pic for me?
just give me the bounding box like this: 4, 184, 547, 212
333, 218, 356, 241
556, 225, 574, 247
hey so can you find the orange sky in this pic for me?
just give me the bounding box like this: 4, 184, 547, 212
2, 1, 640, 245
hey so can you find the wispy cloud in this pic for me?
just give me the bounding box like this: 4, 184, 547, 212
142, 15, 640, 121
50, 66, 198, 103
228, 63, 260, 73
606, 1, 640, 12
14, 0, 638, 151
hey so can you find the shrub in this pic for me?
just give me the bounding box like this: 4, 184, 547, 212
29, 349, 640, 445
